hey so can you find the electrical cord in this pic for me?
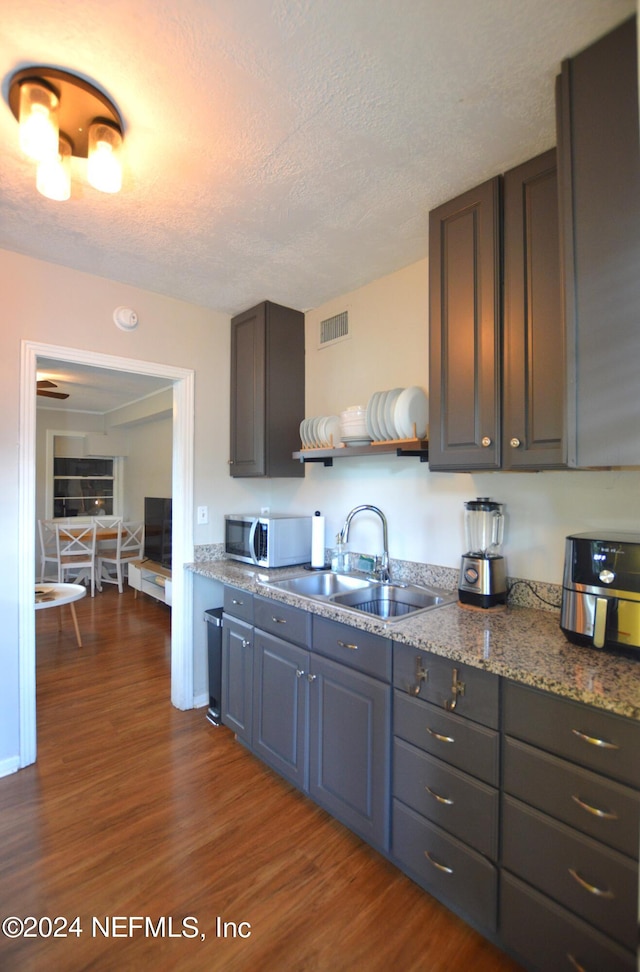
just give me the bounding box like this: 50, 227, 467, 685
507, 579, 562, 611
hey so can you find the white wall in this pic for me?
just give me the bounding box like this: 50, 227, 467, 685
0, 247, 236, 771
258, 260, 640, 583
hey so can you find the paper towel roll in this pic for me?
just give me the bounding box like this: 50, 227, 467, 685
311, 511, 325, 568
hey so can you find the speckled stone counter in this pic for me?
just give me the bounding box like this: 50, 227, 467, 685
188, 560, 640, 721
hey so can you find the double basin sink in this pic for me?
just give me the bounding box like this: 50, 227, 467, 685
262, 570, 457, 622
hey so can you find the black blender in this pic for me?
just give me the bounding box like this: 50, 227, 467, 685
458, 498, 507, 608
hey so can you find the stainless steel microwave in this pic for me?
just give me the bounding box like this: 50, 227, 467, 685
224, 514, 312, 568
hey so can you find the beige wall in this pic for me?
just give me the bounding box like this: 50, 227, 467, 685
0, 247, 235, 769
260, 260, 640, 584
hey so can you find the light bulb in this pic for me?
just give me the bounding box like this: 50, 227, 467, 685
18, 81, 59, 162
87, 121, 122, 193
36, 136, 72, 201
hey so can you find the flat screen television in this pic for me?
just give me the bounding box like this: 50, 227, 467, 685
144, 497, 172, 569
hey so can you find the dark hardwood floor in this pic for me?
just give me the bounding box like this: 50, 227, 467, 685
0, 586, 523, 971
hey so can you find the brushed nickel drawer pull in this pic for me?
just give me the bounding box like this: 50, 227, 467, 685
426, 727, 454, 744
571, 794, 618, 820
566, 954, 587, 972
571, 729, 619, 750
425, 785, 454, 806
272, 616, 287, 624
409, 655, 428, 695
568, 867, 615, 899
424, 850, 453, 874
337, 640, 358, 650
231, 598, 243, 605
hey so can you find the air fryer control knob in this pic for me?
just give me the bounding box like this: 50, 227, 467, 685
599, 569, 615, 585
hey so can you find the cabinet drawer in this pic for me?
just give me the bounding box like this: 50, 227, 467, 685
394, 642, 499, 728
223, 586, 254, 624
394, 691, 499, 786
254, 595, 311, 649
502, 795, 637, 950
503, 680, 640, 786
501, 871, 636, 972
392, 799, 497, 932
504, 736, 640, 858
312, 616, 391, 681
393, 738, 498, 859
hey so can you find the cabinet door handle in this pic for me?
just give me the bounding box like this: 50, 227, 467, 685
568, 868, 615, 899
409, 655, 428, 695
241, 639, 251, 648
509, 437, 521, 448
424, 850, 453, 875
571, 794, 618, 820
445, 667, 465, 711
425, 785, 454, 806
337, 640, 358, 650
571, 728, 619, 750
426, 727, 454, 744
481, 436, 492, 448
306, 674, 317, 683
272, 616, 287, 624
232, 598, 244, 605
296, 669, 305, 679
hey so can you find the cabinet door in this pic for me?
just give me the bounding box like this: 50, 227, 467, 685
229, 300, 305, 478
503, 149, 565, 469
428, 177, 501, 470
229, 303, 266, 477
252, 629, 308, 790
308, 654, 391, 851
557, 17, 640, 467
221, 615, 253, 743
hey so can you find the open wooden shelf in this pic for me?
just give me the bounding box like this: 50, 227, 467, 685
293, 438, 429, 466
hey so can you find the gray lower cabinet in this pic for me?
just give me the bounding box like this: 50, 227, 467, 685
222, 588, 392, 853
221, 612, 254, 744
501, 680, 639, 970
391, 642, 500, 933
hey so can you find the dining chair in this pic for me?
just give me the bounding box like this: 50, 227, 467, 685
37, 519, 59, 582
55, 521, 98, 597
96, 522, 144, 594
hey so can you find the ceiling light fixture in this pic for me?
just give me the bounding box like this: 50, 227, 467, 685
8, 66, 124, 201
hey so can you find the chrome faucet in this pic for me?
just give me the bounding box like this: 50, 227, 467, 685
339, 505, 391, 582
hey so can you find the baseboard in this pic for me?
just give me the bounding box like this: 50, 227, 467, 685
0, 756, 20, 778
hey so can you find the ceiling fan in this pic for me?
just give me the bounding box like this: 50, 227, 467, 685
37, 379, 69, 400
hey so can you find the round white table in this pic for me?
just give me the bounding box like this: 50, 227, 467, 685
35, 583, 87, 647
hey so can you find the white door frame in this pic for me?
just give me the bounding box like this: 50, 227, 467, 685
19, 340, 195, 767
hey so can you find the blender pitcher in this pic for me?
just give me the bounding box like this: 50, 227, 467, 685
463, 498, 504, 557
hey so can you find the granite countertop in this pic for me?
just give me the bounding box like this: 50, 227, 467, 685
189, 560, 640, 721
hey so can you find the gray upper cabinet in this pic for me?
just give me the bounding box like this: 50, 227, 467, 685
557, 16, 640, 467
429, 177, 502, 470
230, 300, 305, 478
429, 152, 565, 472
503, 149, 565, 469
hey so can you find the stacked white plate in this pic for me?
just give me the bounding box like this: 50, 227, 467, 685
339, 406, 371, 446
366, 386, 428, 441
300, 415, 341, 449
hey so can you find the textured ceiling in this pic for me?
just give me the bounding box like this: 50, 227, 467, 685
1, 0, 636, 318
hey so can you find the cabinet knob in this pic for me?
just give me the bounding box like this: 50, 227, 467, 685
481, 436, 492, 448
509, 437, 521, 449
306, 673, 317, 683
296, 669, 305, 679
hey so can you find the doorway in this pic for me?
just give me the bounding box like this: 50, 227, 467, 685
19, 340, 195, 768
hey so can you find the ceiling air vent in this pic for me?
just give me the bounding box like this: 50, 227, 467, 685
319, 310, 349, 348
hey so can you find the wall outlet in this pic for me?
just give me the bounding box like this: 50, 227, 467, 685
197, 505, 208, 525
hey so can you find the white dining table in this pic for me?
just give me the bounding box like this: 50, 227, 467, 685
35, 583, 87, 647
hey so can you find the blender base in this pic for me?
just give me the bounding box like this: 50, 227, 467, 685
457, 590, 507, 610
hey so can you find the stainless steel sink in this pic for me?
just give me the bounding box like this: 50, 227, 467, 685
263, 571, 456, 622
330, 583, 457, 621
264, 571, 375, 598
